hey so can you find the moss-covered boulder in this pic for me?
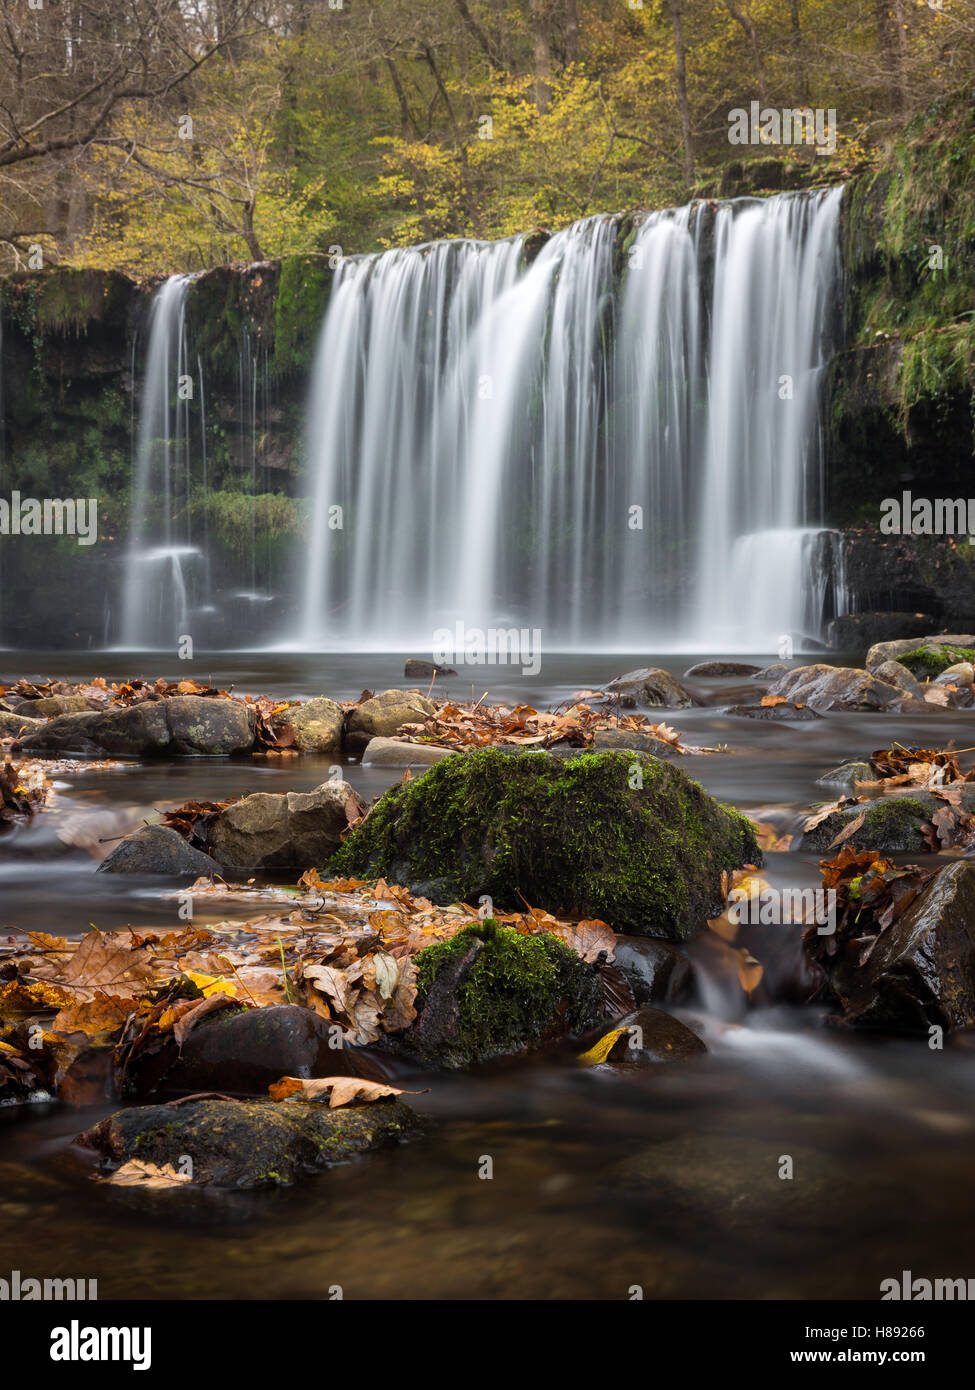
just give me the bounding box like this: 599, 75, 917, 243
78, 1096, 421, 1188
404, 919, 602, 1068
799, 789, 975, 854
328, 748, 760, 939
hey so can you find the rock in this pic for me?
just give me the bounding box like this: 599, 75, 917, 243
798, 788, 975, 854
873, 660, 925, 700
936, 661, 974, 684
402, 920, 602, 1068
827, 612, 936, 651
328, 748, 761, 939
829, 862, 975, 1032
865, 633, 975, 674
127, 1004, 383, 1098
683, 661, 761, 678
163, 696, 256, 755
0, 711, 45, 739
77, 1095, 422, 1188
346, 688, 436, 753
595, 1007, 706, 1063
206, 779, 356, 869
765, 664, 909, 712
604, 666, 695, 709
271, 697, 344, 752
816, 760, 874, 792
591, 728, 681, 756
18, 694, 95, 717
752, 663, 792, 681
612, 937, 693, 1005
97, 825, 222, 877
361, 737, 456, 766
404, 659, 456, 679
18, 697, 255, 757
722, 702, 822, 721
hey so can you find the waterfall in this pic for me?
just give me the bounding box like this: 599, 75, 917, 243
693, 187, 843, 649
298, 187, 844, 654
119, 274, 198, 649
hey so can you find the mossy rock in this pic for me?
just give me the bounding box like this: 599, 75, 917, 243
898, 645, 975, 680
328, 748, 760, 939
406, 919, 603, 1069
799, 790, 975, 854
79, 1096, 422, 1188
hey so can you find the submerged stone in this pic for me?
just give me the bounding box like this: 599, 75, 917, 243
328, 748, 760, 939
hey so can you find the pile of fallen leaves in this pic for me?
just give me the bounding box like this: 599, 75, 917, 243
0, 870, 618, 1105
398, 696, 719, 755
801, 744, 975, 854
803, 845, 933, 966
0, 757, 51, 828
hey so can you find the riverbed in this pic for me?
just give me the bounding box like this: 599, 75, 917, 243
2, 650, 974, 1299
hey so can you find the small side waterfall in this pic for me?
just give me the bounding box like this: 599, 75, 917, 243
119, 274, 198, 649
298, 186, 845, 654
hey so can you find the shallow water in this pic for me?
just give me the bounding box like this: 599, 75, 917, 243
2, 650, 974, 1299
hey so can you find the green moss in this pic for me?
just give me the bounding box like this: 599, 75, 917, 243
271, 253, 332, 378
805, 796, 932, 854
898, 645, 975, 678
412, 919, 602, 1067
328, 748, 760, 939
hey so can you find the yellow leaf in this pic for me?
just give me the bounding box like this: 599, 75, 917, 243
183, 970, 238, 999
577, 1027, 628, 1066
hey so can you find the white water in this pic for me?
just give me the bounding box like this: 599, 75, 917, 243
119, 274, 195, 648
298, 188, 844, 654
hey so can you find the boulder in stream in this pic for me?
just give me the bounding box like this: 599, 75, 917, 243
400, 919, 602, 1069
206, 779, 361, 870
328, 748, 761, 939
78, 1095, 422, 1188
346, 688, 436, 753
765, 664, 913, 712
270, 696, 344, 752
604, 666, 695, 708
97, 824, 222, 877
829, 861, 975, 1032
18, 696, 256, 757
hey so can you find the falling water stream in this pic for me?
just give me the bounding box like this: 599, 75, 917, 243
298, 186, 844, 653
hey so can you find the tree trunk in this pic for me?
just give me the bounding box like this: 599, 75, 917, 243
723, 1, 768, 105
530, 0, 552, 114
667, 0, 695, 185
786, 0, 810, 108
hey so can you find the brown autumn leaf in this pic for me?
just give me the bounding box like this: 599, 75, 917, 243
173, 991, 238, 1049
104, 1160, 193, 1188
52, 992, 133, 1039
552, 919, 616, 963
760, 694, 788, 707
828, 811, 866, 849
267, 1075, 419, 1108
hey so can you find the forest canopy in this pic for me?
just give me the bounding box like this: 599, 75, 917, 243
1, 0, 973, 274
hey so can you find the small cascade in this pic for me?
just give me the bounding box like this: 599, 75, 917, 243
693, 186, 843, 650
119, 274, 196, 648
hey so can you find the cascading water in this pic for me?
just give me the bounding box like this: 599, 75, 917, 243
693, 186, 843, 649
298, 186, 844, 654
119, 274, 198, 649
